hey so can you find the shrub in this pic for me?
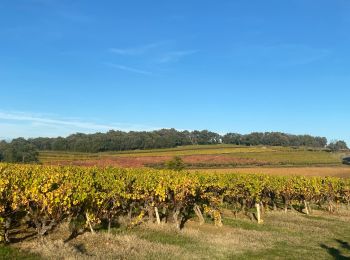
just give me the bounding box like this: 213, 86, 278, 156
165, 156, 185, 171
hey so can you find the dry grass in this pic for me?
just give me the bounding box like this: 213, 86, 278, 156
39, 145, 345, 167
13, 209, 350, 259
193, 166, 350, 178
17, 229, 196, 260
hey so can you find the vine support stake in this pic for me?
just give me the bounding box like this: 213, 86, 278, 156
194, 204, 205, 225
304, 200, 310, 215
85, 213, 95, 234
154, 207, 161, 225
255, 203, 263, 224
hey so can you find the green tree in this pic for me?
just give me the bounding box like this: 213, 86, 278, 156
166, 156, 185, 171
0, 138, 39, 163
327, 140, 348, 152
0, 141, 6, 161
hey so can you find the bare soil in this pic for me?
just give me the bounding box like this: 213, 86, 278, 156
50, 155, 266, 168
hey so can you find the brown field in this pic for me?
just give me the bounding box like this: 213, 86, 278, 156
51, 154, 266, 168
192, 166, 350, 178
39, 145, 346, 167
49, 155, 350, 178
40, 145, 350, 178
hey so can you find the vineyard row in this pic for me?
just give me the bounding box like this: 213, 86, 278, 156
1, 163, 349, 243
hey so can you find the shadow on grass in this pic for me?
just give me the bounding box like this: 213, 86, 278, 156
320, 239, 350, 260
0, 245, 40, 259
10, 232, 37, 244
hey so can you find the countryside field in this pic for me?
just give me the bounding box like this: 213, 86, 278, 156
39, 144, 350, 177
1, 146, 350, 259
193, 167, 350, 178
2, 1, 350, 259
1, 162, 350, 259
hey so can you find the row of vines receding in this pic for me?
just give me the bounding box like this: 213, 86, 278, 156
1, 163, 350, 243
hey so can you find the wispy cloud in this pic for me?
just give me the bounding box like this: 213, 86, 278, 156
104, 63, 152, 75
157, 50, 198, 63
107, 42, 198, 75
0, 111, 119, 130
110, 42, 166, 56
0, 111, 159, 138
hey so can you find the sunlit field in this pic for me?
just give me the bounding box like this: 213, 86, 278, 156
5, 210, 350, 259
3, 146, 349, 258
1, 163, 350, 259
39, 145, 348, 175
192, 166, 350, 178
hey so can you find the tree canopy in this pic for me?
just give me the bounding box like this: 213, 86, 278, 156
0, 138, 39, 163
13, 129, 334, 153
0, 129, 341, 155
327, 140, 349, 152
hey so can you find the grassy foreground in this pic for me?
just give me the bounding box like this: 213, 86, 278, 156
0, 245, 39, 259
8, 209, 350, 259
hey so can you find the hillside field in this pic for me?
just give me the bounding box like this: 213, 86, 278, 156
39, 145, 350, 177
2, 145, 349, 259
1, 163, 350, 259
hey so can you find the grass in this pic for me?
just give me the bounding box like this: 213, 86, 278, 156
193, 166, 350, 178
0, 245, 40, 259
130, 227, 199, 248
39, 144, 346, 167
227, 150, 342, 165
12, 209, 350, 259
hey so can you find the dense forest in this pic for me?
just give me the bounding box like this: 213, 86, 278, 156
0, 129, 348, 163
0, 138, 38, 163
25, 129, 332, 153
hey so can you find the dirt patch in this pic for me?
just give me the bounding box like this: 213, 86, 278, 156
49, 155, 267, 168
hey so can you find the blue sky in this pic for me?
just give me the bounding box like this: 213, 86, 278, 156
0, 0, 349, 144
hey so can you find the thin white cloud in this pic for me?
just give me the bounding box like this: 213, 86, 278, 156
157, 50, 198, 63
104, 63, 152, 75
0, 111, 160, 138
108, 42, 198, 75
110, 42, 166, 56
0, 111, 121, 130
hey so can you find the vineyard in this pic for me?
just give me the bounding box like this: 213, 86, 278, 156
39, 145, 347, 171
1, 163, 350, 248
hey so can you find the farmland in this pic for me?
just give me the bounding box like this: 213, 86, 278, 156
38, 145, 350, 178
1, 163, 350, 259
194, 167, 350, 178
2, 145, 350, 259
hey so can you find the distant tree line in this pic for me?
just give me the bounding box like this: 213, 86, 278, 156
28, 129, 220, 153
0, 130, 348, 163
0, 138, 39, 163
23, 129, 336, 153
327, 140, 349, 152
222, 132, 328, 148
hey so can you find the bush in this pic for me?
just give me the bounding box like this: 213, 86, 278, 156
327, 140, 348, 152
165, 156, 185, 171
